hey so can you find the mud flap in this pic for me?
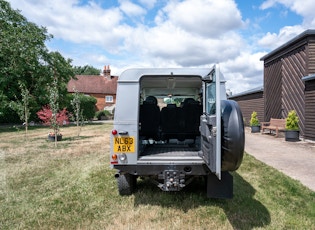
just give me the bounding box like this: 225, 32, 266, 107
207, 171, 233, 199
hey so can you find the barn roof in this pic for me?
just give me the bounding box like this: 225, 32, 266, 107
229, 86, 264, 99
302, 74, 315, 82
260, 29, 315, 61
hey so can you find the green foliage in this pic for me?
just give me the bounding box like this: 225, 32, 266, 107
0, 1, 74, 123
285, 110, 299, 130
43, 51, 75, 103
250, 111, 260, 126
95, 110, 111, 120
70, 88, 83, 136
0, 92, 20, 123
9, 82, 31, 134
0, 0, 50, 101
163, 97, 184, 107
79, 95, 97, 120
9, 83, 30, 121
0, 106, 20, 123
66, 93, 96, 120
48, 76, 60, 142
73, 65, 101, 75
0, 92, 7, 116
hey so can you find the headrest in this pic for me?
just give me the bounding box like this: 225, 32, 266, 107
183, 98, 198, 106
167, 104, 177, 108
145, 96, 157, 104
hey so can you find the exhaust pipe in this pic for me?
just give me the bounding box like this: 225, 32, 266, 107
114, 173, 120, 178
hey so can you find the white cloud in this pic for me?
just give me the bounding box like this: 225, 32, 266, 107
123, 0, 247, 67
259, 0, 278, 10
124, 23, 245, 67
9, 0, 311, 94
8, 0, 128, 50
8, 0, 246, 65
259, 0, 315, 49
260, 0, 315, 23
158, 0, 244, 37
119, 0, 146, 18
258, 25, 304, 49
138, 0, 157, 9
222, 52, 266, 94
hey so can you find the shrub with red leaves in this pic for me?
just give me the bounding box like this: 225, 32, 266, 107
37, 105, 69, 127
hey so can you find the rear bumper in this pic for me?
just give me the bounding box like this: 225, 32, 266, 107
113, 163, 211, 176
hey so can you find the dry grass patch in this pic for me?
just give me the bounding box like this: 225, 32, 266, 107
0, 123, 314, 229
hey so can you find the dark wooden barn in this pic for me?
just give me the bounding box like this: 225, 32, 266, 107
230, 30, 315, 140
302, 74, 315, 140
229, 87, 264, 126
260, 29, 315, 138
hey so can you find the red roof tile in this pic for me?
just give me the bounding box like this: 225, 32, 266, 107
67, 75, 118, 94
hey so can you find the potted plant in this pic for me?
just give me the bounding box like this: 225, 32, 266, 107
48, 132, 62, 141
37, 106, 69, 142
285, 110, 300, 141
37, 74, 70, 146
250, 111, 260, 133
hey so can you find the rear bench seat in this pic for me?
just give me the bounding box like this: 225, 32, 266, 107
160, 99, 202, 141
181, 98, 202, 139
139, 96, 160, 139
140, 97, 202, 142
160, 104, 184, 141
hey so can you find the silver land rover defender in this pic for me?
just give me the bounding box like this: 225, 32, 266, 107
110, 65, 244, 198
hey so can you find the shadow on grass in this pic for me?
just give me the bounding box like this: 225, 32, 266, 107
134, 172, 270, 229
0, 124, 48, 133
31, 135, 92, 142
60, 136, 92, 141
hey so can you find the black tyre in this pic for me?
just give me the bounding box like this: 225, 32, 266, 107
221, 100, 245, 171
117, 173, 137, 195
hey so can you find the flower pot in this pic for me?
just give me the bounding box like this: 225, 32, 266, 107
48, 134, 62, 141
251, 125, 260, 133
285, 130, 299, 142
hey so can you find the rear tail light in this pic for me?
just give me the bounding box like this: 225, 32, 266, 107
111, 154, 118, 164
112, 154, 117, 161
111, 130, 118, 164
112, 129, 118, 135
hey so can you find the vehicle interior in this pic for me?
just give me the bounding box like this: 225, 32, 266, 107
138, 75, 204, 159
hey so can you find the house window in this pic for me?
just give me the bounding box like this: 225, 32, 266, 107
105, 95, 113, 103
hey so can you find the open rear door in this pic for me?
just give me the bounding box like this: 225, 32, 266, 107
200, 65, 221, 179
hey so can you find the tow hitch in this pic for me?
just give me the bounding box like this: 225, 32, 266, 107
158, 170, 186, 191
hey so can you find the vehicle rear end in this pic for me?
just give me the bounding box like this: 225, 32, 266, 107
110, 67, 245, 198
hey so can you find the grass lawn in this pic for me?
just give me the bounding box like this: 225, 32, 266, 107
1, 123, 314, 229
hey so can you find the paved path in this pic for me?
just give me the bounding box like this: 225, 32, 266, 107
245, 128, 315, 192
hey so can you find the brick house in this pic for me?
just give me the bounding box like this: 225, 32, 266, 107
67, 66, 118, 113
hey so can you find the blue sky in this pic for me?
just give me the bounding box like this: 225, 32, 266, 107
7, 0, 315, 94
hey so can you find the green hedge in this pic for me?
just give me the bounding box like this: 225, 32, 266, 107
65, 94, 97, 121
95, 110, 112, 120
0, 94, 97, 124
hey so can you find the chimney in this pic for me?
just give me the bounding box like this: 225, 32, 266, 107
103, 65, 111, 79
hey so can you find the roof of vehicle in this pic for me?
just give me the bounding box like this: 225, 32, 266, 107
118, 67, 219, 83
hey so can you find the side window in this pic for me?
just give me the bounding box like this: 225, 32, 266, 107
205, 83, 216, 115
105, 95, 113, 103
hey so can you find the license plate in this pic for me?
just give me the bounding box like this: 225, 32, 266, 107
114, 137, 135, 153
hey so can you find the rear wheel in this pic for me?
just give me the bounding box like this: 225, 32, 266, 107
117, 173, 137, 195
